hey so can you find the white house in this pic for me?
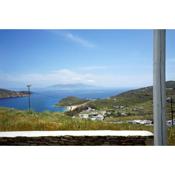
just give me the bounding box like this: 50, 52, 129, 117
166, 119, 175, 127
90, 114, 104, 121
129, 120, 153, 125
79, 113, 89, 119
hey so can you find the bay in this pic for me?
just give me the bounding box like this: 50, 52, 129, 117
0, 89, 124, 112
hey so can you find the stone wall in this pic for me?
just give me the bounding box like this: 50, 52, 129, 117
0, 136, 153, 146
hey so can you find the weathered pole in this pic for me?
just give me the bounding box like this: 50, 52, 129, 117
153, 30, 167, 145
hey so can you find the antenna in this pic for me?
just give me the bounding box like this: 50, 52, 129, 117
27, 84, 32, 111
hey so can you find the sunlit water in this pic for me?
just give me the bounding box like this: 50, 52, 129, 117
0, 89, 124, 112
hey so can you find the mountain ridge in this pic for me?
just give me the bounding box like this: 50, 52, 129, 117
48, 83, 96, 90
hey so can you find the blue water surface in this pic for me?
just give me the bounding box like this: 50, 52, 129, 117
0, 89, 124, 112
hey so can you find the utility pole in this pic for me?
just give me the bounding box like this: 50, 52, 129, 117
27, 84, 32, 111
153, 30, 167, 145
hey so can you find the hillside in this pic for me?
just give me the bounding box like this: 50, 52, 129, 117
88, 81, 175, 118
58, 81, 175, 118
0, 88, 29, 99
58, 96, 89, 106
113, 80, 175, 99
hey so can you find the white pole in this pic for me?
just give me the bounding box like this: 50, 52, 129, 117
153, 29, 167, 145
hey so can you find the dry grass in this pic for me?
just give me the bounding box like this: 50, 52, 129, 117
0, 107, 174, 145
0, 107, 152, 131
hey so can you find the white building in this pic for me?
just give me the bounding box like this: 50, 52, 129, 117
129, 120, 153, 125
79, 113, 89, 119
90, 114, 104, 121
166, 120, 175, 127
85, 107, 95, 112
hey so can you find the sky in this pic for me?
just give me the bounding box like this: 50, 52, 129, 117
0, 29, 175, 89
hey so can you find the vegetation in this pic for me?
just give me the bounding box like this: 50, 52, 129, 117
86, 81, 175, 119
0, 88, 29, 99
0, 81, 175, 145
58, 96, 89, 106
57, 81, 175, 120
0, 107, 151, 131
104, 115, 152, 122
0, 107, 175, 145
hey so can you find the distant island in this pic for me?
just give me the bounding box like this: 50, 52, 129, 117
0, 88, 30, 99
48, 83, 96, 90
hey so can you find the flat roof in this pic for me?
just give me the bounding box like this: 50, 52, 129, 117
0, 130, 153, 138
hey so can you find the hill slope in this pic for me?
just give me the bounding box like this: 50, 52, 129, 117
58, 96, 89, 106
87, 81, 175, 117
0, 88, 29, 99
56, 81, 175, 117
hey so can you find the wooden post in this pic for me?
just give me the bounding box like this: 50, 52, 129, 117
153, 30, 167, 145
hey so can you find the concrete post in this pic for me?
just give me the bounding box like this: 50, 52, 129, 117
153, 30, 167, 145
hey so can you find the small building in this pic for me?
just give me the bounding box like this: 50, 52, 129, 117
100, 111, 106, 115
79, 110, 105, 121
79, 113, 89, 119
121, 112, 127, 116
166, 119, 175, 127
90, 114, 104, 121
85, 107, 95, 112
128, 120, 153, 125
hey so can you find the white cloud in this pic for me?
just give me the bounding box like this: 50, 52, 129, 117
79, 65, 108, 71
0, 68, 153, 88
50, 30, 96, 48
0, 69, 96, 87
63, 32, 95, 48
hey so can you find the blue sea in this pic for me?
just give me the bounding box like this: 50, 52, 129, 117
0, 89, 125, 112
